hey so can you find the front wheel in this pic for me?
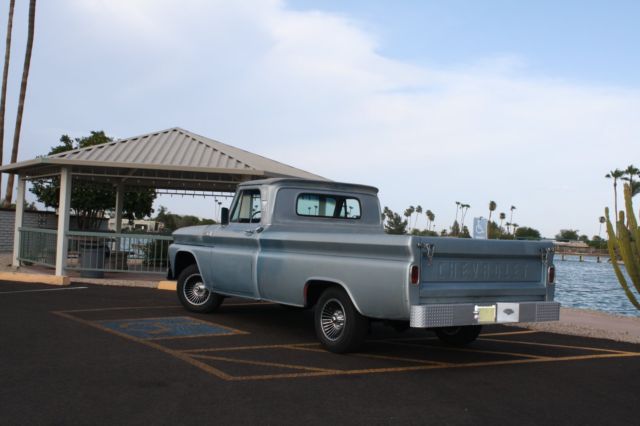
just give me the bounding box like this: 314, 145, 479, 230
435, 325, 482, 346
314, 287, 369, 353
177, 264, 223, 313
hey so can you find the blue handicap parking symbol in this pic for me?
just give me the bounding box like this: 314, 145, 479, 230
98, 316, 235, 339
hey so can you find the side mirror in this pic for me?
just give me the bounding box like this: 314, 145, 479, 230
221, 207, 229, 225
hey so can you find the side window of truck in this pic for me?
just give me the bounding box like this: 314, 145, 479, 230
296, 193, 361, 219
230, 190, 261, 223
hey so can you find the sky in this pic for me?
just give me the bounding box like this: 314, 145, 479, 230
0, 0, 638, 238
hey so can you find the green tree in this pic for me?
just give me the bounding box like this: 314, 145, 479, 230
425, 209, 435, 231
621, 165, 640, 198
555, 229, 580, 241
488, 220, 507, 239
155, 205, 216, 232
488, 200, 496, 238
414, 205, 422, 229
459, 203, 470, 232
499, 212, 506, 231
30, 132, 156, 230
3, 0, 36, 206
404, 206, 415, 229
509, 205, 516, 234
515, 226, 540, 240
450, 220, 460, 237
383, 207, 408, 234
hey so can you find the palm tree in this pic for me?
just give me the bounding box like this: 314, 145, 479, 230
621, 165, 639, 196
630, 181, 640, 198
488, 200, 496, 238
3, 0, 36, 206
460, 203, 470, 231
499, 212, 506, 232
426, 209, 435, 231
509, 205, 516, 234
415, 205, 423, 229
454, 201, 460, 228
0, 0, 15, 201
605, 168, 624, 216
404, 206, 414, 229
598, 216, 606, 249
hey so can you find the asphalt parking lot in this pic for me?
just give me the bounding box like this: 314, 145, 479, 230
2, 281, 639, 425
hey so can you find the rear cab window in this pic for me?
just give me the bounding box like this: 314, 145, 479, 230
296, 193, 361, 219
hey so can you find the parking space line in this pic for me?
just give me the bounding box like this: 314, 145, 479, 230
479, 330, 540, 337
180, 342, 319, 354
0, 286, 88, 295
478, 338, 639, 355
52, 310, 235, 381
189, 353, 342, 373
289, 345, 452, 366
380, 339, 551, 360
53, 308, 640, 383
58, 305, 183, 314
378, 330, 539, 343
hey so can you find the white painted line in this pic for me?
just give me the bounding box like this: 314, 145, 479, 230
0, 286, 89, 295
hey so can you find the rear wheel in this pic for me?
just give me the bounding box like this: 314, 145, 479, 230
177, 264, 223, 313
435, 325, 482, 346
314, 287, 369, 353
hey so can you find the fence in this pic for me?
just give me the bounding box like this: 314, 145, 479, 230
18, 227, 173, 275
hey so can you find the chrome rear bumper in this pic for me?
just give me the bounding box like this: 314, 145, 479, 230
410, 301, 560, 328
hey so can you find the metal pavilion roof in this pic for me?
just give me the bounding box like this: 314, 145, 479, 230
0, 127, 327, 192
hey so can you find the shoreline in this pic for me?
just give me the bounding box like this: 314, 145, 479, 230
514, 307, 640, 344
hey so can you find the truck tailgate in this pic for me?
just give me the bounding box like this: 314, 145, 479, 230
417, 237, 553, 304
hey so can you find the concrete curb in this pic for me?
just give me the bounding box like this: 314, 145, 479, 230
157, 280, 177, 291
0, 271, 176, 291
0, 271, 70, 286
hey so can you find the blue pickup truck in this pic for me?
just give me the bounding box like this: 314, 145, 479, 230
168, 178, 559, 353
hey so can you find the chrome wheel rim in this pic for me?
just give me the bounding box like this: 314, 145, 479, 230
183, 274, 211, 306
320, 298, 346, 341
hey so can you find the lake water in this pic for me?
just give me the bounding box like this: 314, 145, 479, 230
555, 256, 640, 317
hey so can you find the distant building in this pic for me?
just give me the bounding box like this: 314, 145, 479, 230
107, 218, 165, 233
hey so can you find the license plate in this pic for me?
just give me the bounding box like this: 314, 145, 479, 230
475, 305, 496, 323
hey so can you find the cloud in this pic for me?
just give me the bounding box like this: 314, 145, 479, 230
22, 0, 640, 236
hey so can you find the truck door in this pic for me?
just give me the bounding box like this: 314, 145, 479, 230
209, 189, 263, 297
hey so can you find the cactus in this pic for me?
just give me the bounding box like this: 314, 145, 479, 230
604, 183, 640, 309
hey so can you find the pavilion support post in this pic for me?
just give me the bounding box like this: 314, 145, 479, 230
114, 182, 124, 251
12, 176, 25, 268
55, 167, 72, 276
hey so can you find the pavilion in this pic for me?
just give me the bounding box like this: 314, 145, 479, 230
0, 127, 325, 277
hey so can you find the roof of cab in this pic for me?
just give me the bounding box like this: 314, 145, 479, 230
238, 178, 379, 194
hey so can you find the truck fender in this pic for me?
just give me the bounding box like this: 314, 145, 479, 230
304, 278, 365, 316
173, 250, 201, 281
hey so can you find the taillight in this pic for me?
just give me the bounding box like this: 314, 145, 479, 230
410, 265, 420, 285
548, 266, 555, 284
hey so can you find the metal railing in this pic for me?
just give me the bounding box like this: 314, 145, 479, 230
18, 227, 58, 267
18, 227, 174, 275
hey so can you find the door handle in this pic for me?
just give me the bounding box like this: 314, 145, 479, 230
245, 226, 264, 235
